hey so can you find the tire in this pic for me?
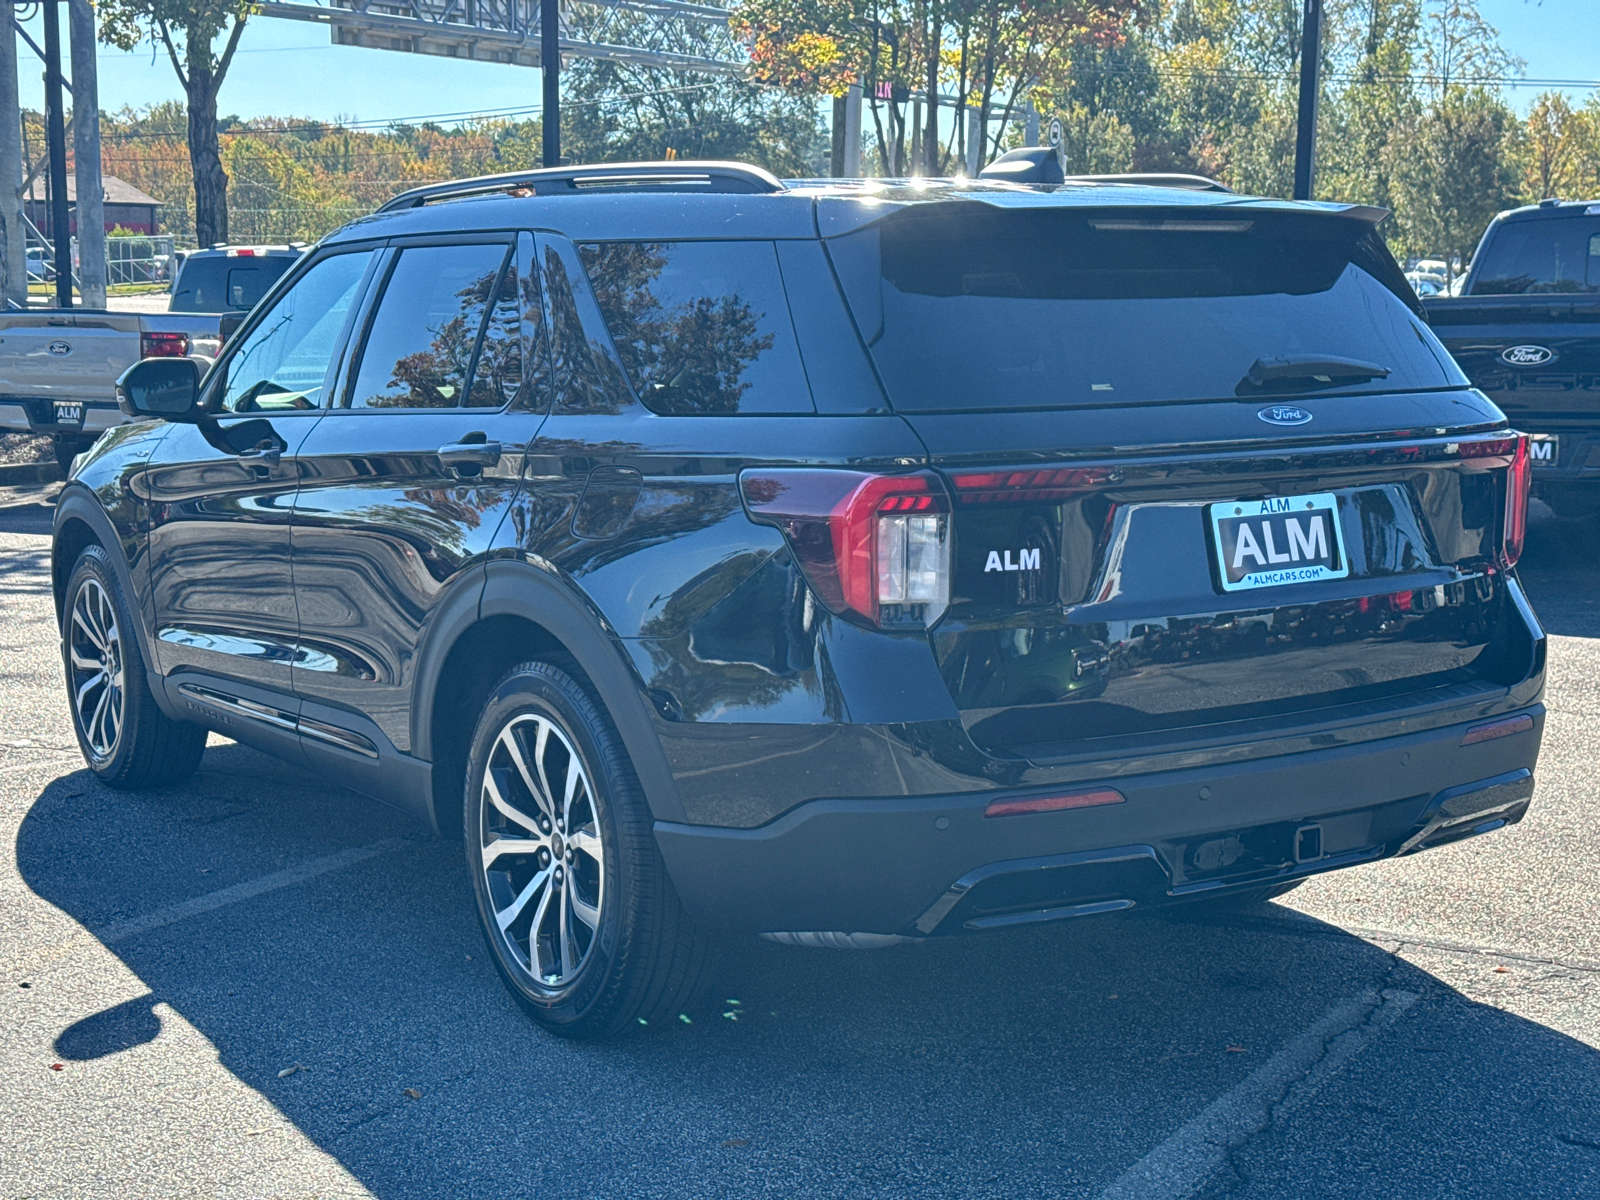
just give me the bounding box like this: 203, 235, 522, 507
53, 436, 83, 474
464, 659, 716, 1039
62, 546, 207, 788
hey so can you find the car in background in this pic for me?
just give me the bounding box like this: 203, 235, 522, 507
1405, 271, 1445, 297
168, 245, 304, 314
1422, 197, 1600, 518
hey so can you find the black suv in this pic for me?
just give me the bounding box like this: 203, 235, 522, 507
55, 162, 1545, 1038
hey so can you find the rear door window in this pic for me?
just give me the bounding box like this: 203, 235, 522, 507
347, 242, 512, 409
827, 205, 1455, 412
577, 241, 814, 414
1471, 217, 1600, 294
172, 254, 296, 312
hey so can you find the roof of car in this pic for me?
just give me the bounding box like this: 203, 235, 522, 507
1497, 198, 1600, 222
320, 164, 1390, 247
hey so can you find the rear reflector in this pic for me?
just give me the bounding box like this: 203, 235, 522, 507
140, 331, 189, 358
984, 788, 1126, 818
949, 466, 1113, 505
1461, 714, 1534, 746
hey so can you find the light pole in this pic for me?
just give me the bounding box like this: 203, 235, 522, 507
1293, 0, 1323, 201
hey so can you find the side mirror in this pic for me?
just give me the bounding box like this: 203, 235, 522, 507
218, 312, 246, 344
116, 357, 204, 422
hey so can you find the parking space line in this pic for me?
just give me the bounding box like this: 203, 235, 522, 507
93, 839, 405, 945
1096, 988, 1420, 1200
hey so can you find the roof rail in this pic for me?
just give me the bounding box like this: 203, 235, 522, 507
379, 161, 785, 212
1063, 172, 1234, 194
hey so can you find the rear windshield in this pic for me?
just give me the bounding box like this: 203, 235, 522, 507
170, 254, 296, 313
827, 206, 1455, 412
1470, 216, 1600, 295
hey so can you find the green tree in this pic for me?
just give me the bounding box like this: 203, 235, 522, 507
98, 0, 253, 246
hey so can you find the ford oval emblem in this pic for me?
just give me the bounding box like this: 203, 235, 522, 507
1501, 344, 1555, 367
1257, 405, 1313, 426
47, 340, 71, 357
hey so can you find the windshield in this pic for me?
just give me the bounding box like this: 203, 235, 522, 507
827, 206, 1457, 412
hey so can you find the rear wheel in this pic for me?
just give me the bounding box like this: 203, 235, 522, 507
464, 659, 715, 1038
62, 546, 206, 788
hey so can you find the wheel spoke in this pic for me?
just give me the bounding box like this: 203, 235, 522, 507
69, 647, 102, 672
569, 888, 600, 932
527, 875, 557, 979
531, 721, 559, 826
72, 605, 106, 654
483, 766, 545, 835
559, 882, 576, 977
500, 725, 557, 825
481, 836, 544, 868
496, 865, 551, 933
561, 753, 582, 828
567, 827, 602, 862
74, 669, 106, 710
88, 685, 111, 752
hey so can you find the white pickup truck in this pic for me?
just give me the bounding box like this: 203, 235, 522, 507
0, 245, 302, 469
0, 309, 224, 467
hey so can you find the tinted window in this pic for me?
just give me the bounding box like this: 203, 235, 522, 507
171, 254, 296, 312
578, 241, 813, 414
466, 252, 525, 408
543, 239, 635, 415
218, 250, 374, 413
829, 207, 1454, 412
349, 243, 510, 409
1471, 217, 1600, 295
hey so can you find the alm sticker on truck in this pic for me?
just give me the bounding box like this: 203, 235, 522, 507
1209, 491, 1349, 593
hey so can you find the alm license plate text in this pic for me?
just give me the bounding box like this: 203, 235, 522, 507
52, 402, 83, 426
1209, 492, 1349, 593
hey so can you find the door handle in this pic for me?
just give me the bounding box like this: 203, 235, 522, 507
438, 439, 503, 472
236, 441, 283, 468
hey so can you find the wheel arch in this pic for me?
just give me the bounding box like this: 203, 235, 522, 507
52, 488, 155, 664
414, 558, 688, 837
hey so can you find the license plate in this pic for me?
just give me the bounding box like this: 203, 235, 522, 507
52, 402, 82, 426
1527, 435, 1558, 466
1209, 492, 1349, 593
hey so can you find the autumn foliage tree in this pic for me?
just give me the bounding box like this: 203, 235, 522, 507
731, 0, 1145, 175
98, 0, 254, 246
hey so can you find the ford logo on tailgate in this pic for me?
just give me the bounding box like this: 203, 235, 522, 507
1257, 405, 1313, 426
1502, 344, 1555, 367
47, 340, 71, 357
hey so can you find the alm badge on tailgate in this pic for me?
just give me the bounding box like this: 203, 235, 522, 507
1210, 491, 1349, 593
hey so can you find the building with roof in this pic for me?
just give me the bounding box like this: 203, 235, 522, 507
24, 174, 163, 238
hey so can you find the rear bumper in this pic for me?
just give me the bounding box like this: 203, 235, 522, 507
0, 398, 122, 439
654, 705, 1542, 935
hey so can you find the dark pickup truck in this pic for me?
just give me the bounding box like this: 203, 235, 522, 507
1424, 198, 1600, 518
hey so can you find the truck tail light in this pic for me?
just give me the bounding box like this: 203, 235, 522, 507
1460, 434, 1529, 569
740, 469, 951, 629
141, 331, 190, 358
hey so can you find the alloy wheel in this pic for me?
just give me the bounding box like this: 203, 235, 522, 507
479, 713, 606, 989
68, 578, 125, 761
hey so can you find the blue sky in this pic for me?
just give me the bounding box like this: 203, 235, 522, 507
14, 0, 1598, 127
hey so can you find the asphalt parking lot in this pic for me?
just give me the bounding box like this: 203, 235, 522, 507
2, 482, 1597, 1200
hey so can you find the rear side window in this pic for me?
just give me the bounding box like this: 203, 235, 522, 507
171, 254, 295, 312
827, 206, 1454, 412
577, 241, 813, 414
1470, 217, 1600, 294
348, 243, 511, 409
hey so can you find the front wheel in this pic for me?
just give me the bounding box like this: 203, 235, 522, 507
62, 546, 206, 788
464, 660, 715, 1038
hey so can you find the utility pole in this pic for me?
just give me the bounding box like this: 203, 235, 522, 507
541, 0, 560, 167
41, 0, 70, 306
842, 84, 861, 177
0, 14, 25, 307
69, 0, 103, 308
1293, 0, 1323, 200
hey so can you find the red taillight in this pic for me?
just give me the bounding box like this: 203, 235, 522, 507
1458, 433, 1530, 570
1503, 434, 1530, 569
949, 466, 1112, 505
984, 788, 1126, 818
740, 469, 951, 628
141, 331, 189, 358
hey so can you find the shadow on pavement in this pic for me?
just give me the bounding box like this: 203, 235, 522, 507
17, 741, 1600, 1199
1518, 508, 1600, 639
0, 482, 59, 538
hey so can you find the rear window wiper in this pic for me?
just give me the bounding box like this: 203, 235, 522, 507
1241, 354, 1391, 392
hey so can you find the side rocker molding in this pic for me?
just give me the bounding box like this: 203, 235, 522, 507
465, 558, 689, 825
